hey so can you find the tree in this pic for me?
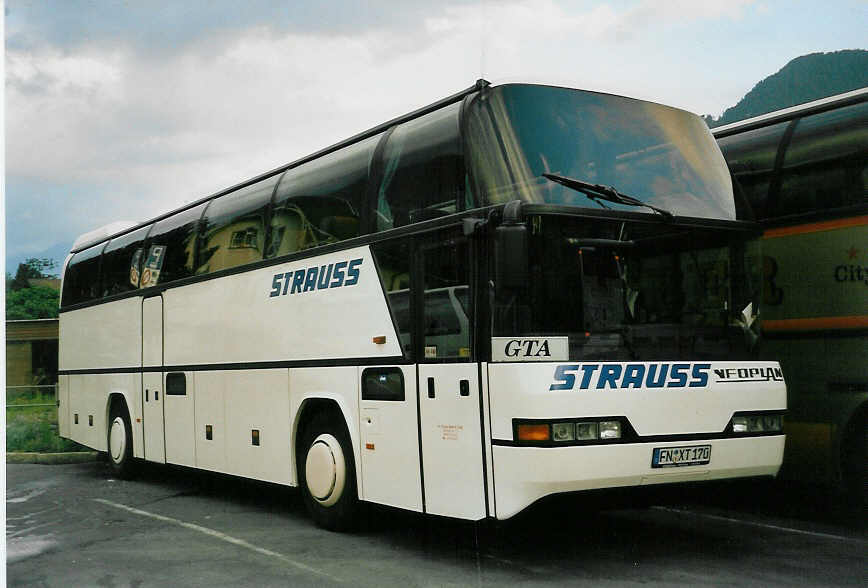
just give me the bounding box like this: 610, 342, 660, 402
9, 258, 57, 291
6, 258, 60, 319
6, 286, 59, 319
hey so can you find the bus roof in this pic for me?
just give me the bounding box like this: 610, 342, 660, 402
712, 87, 868, 138
68, 79, 716, 255
70, 79, 491, 255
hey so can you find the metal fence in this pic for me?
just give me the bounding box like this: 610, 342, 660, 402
4, 383, 84, 452
6, 384, 58, 408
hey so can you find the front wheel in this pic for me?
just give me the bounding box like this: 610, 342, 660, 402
107, 402, 136, 479
298, 413, 359, 531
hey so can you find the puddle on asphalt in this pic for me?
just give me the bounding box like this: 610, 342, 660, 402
6, 487, 48, 504
6, 534, 57, 563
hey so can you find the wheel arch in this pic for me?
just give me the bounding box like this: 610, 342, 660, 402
837, 398, 868, 482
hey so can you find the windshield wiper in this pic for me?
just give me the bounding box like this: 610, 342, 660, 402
543, 173, 674, 220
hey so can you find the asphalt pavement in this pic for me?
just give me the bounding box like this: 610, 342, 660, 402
6, 461, 867, 586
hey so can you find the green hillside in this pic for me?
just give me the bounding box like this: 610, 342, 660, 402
706, 49, 868, 127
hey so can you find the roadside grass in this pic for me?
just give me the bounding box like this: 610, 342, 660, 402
6, 391, 88, 453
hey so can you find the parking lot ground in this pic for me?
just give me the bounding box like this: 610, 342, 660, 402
6, 462, 867, 587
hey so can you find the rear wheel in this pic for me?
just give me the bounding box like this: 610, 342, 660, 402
843, 420, 867, 511
107, 401, 136, 479
839, 411, 867, 513
298, 412, 359, 531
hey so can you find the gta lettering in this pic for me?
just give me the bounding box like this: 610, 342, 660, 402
504, 339, 551, 358
269, 258, 362, 297
549, 363, 711, 391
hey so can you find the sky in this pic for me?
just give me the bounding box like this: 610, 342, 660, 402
4, 0, 867, 274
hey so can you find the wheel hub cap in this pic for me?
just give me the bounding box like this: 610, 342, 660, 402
109, 417, 126, 464
305, 433, 346, 506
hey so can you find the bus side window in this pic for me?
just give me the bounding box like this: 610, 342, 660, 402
421, 234, 471, 361
717, 121, 790, 219
100, 225, 151, 296
371, 239, 412, 359
143, 203, 207, 286
62, 243, 105, 306
376, 102, 465, 231
267, 134, 381, 258
776, 102, 868, 217
197, 176, 277, 274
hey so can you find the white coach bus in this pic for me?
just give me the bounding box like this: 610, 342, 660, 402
59, 80, 786, 530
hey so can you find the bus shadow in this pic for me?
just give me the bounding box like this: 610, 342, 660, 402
681, 477, 867, 531
96, 459, 310, 521
358, 496, 751, 578
87, 459, 862, 579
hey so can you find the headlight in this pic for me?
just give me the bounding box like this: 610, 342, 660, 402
552, 422, 575, 442
732, 413, 782, 433
514, 417, 630, 443
575, 422, 599, 441
599, 420, 622, 439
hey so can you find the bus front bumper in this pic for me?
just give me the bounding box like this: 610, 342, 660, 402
491, 435, 785, 519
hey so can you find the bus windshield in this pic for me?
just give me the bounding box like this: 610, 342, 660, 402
466, 84, 735, 220
493, 215, 761, 361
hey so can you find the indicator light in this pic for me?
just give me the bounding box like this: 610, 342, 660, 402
517, 423, 550, 442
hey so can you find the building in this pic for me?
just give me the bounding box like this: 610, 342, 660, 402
6, 319, 59, 386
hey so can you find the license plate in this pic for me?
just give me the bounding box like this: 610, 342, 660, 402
651, 444, 711, 468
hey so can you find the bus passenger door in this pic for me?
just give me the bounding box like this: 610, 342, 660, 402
359, 366, 422, 512
142, 296, 166, 463
416, 235, 486, 520
418, 364, 486, 519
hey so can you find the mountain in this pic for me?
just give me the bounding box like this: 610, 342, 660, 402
705, 49, 868, 127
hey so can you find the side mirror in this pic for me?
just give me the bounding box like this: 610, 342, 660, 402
494, 201, 528, 289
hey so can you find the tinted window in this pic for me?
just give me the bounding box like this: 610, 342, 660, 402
268, 134, 380, 258
372, 239, 412, 358
142, 203, 207, 287
62, 243, 105, 306
361, 368, 405, 401
467, 85, 733, 220
101, 225, 151, 296
198, 176, 278, 274
166, 372, 186, 396
776, 102, 868, 217
421, 233, 471, 361
376, 102, 467, 231
717, 121, 790, 218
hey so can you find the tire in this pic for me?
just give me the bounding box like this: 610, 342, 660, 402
844, 420, 867, 512
298, 411, 359, 531
107, 401, 136, 479
838, 412, 867, 515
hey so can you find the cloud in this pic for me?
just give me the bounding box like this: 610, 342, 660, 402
11, 0, 862, 272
